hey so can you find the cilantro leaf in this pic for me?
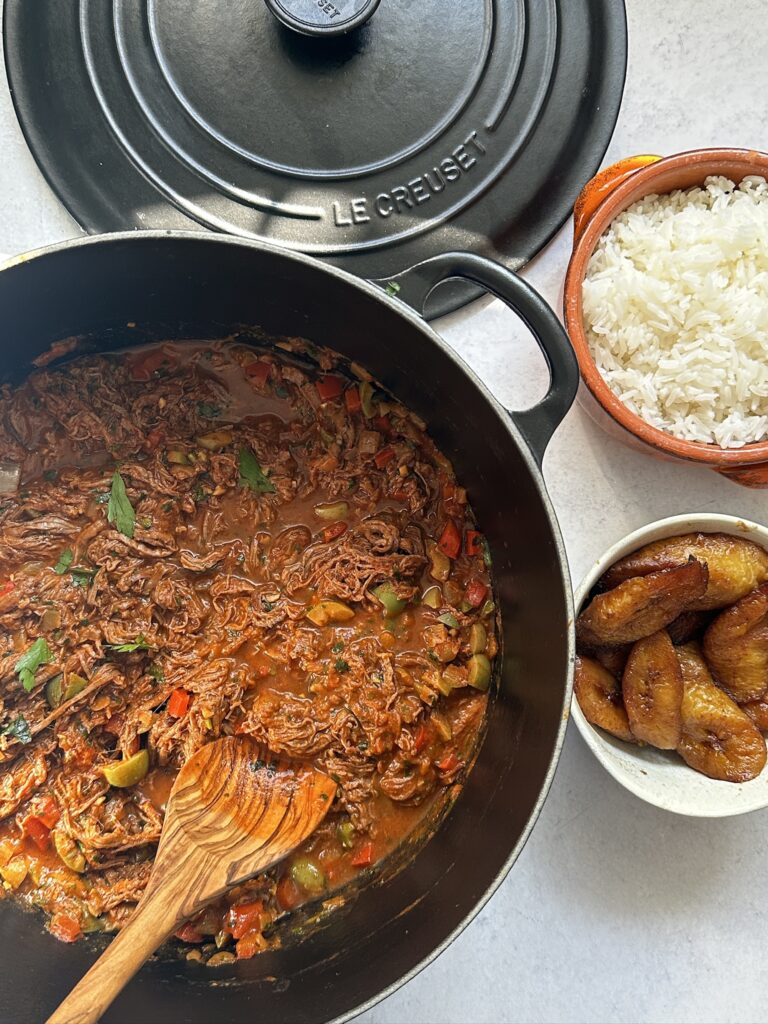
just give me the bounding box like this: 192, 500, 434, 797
107, 470, 135, 538
70, 567, 97, 587
0, 715, 31, 745
15, 638, 53, 692
54, 548, 73, 575
331, 641, 345, 654
197, 402, 221, 419
238, 447, 275, 494
107, 635, 152, 653
149, 663, 164, 682
385, 281, 401, 297
335, 658, 350, 674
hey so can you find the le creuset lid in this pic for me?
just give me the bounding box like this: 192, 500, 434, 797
3, 0, 626, 316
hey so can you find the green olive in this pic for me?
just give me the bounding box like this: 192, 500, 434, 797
290, 856, 326, 894
102, 749, 149, 788
469, 623, 487, 655
467, 654, 491, 692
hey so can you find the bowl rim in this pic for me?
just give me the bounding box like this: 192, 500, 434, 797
571, 512, 768, 817
563, 146, 768, 467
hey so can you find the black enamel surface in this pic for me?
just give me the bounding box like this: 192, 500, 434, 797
4, 0, 626, 315
0, 233, 574, 1023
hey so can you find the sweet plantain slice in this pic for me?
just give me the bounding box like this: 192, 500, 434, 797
702, 583, 768, 703
622, 629, 682, 749
601, 533, 768, 610
676, 643, 766, 782
574, 655, 634, 743
594, 645, 631, 678
666, 609, 712, 646
741, 696, 768, 731
577, 558, 708, 647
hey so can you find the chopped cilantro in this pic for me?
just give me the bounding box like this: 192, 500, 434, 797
149, 664, 164, 682
107, 470, 135, 538
335, 658, 350, 674
70, 567, 96, 587
161, 500, 174, 513
107, 635, 152, 653
43, 469, 58, 483
331, 641, 345, 654
95, 492, 111, 505
238, 447, 275, 494
274, 385, 288, 399
15, 638, 53, 692
385, 281, 401, 297
54, 548, 73, 575
192, 484, 206, 504
197, 402, 221, 419
0, 715, 31, 745
481, 537, 492, 568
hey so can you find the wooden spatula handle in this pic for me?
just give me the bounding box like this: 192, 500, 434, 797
46, 882, 184, 1024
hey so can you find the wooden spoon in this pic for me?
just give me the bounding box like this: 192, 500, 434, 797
47, 737, 336, 1024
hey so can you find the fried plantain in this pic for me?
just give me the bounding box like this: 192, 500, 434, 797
741, 696, 768, 731
594, 645, 631, 678
676, 643, 767, 782
702, 583, 768, 702
573, 655, 634, 743
666, 609, 713, 645
576, 558, 708, 647
622, 629, 682, 749
601, 532, 768, 610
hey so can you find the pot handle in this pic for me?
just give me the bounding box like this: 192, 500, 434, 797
572, 155, 662, 243
381, 252, 579, 465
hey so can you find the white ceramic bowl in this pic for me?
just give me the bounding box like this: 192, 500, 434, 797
572, 513, 768, 817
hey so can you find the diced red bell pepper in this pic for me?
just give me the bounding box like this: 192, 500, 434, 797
236, 928, 266, 960
144, 427, 165, 451
350, 841, 375, 868
228, 900, 264, 940
174, 922, 204, 943
129, 348, 176, 381
437, 750, 462, 774
438, 520, 461, 559
372, 414, 391, 435
31, 795, 60, 829
413, 722, 430, 754
465, 530, 483, 557
167, 688, 190, 718
316, 375, 344, 402
49, 913, 82, 943
245, 361, 272, 388
276, 873, 302, 912
344, 386, 362, 414
0, 580, 15, 596
322, 521, 348, 543
23, 816, 52, 851
373, 446, 396, 469
464, 579, 488, 609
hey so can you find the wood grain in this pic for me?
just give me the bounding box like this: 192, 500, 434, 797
47, 737, 336, 1024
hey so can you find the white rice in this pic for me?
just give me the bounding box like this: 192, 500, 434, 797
582, 175, 768, 448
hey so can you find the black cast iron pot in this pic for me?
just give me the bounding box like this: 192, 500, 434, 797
0, 233, 577, 1024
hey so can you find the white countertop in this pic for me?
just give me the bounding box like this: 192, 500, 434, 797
2, 2, 767, 1021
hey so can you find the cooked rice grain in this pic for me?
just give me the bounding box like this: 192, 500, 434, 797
582, 175, 768, 448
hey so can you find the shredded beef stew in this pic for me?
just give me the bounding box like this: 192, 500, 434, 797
0, 339, 495, 959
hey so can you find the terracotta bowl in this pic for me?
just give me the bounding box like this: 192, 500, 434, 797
572, 513, 768, 816
563, 148, 768, 488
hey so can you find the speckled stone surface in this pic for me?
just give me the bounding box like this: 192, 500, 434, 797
1, 2, 768, 1021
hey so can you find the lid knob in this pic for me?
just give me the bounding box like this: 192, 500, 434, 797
264, 0, 381, 37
